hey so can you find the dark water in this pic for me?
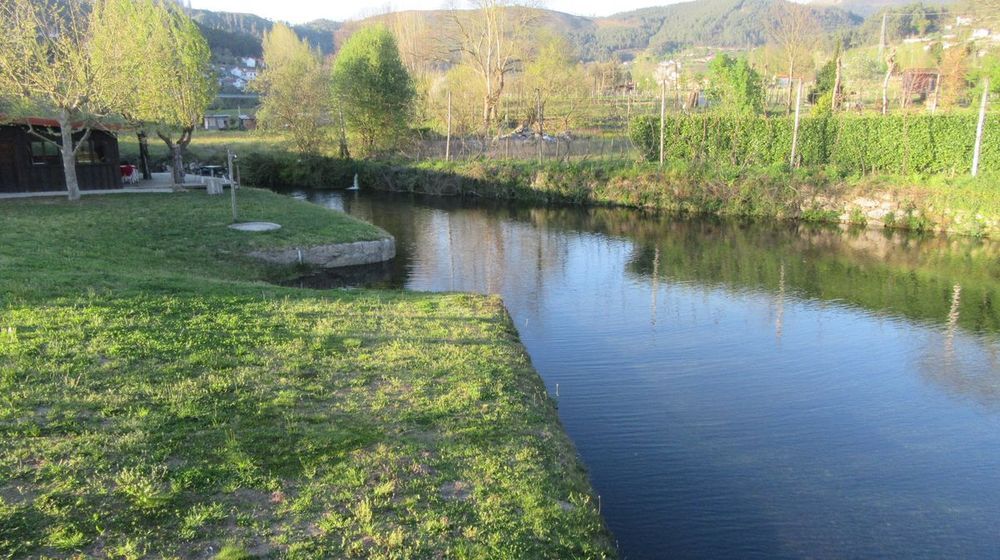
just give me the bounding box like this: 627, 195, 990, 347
282, 189, 1000, 559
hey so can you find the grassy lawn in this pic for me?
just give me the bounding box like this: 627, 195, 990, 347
0, 192, 614, 558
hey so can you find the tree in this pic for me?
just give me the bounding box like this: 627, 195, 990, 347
143, 4, 216, 185
251, 24, 330, 154
95, 0, 215, 185
449, 0, 538, 132
523, 31, 589, 133
707, 54, 765, 115
811, 44, 844, 113
939, 46, 971, 108
0, 0, 130, 200
88, 0, 162, 179
766, 2, 821, 114
331, 25, 415, 157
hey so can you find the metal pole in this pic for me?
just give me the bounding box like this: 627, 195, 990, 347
659, 80, 666, 167
228, 148, 237, 223
790, 80, 804, 168
973, 78, 990, 177
537, 89, 543, 165
446, 90, 452, 162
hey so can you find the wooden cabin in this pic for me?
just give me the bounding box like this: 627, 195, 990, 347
203, 114, 232, 130
0, 119, 122, 194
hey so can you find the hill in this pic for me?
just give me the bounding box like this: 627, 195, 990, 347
189, 9, 340, 59
192, 0, 863, 64
594, 0, 861, 58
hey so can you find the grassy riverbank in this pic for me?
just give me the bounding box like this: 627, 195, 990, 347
120, 130, 1000, 237
0, 191, 614, 558
356, 159, 1000, 238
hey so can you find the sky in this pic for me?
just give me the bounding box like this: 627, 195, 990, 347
186, 0, 701, 24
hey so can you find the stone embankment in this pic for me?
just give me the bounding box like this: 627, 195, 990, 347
249, 237, 396, 268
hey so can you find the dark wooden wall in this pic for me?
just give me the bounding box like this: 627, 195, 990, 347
0, 126, 122, 193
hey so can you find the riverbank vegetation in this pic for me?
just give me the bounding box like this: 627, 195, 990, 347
0, 192, 614, 558
630, 113, 999, 176
226, 151, 999, 237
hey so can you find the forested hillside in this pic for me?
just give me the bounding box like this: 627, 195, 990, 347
191, 0, 863, 63
575, 0, 860, 59
806, 0, 956, 17
189, 9, 340, 58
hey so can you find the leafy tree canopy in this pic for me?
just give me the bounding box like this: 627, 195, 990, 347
331, 25, 415, 156
707, 54, 765, 114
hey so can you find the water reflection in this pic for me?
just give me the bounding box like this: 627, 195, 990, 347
282, 189, 1000, 559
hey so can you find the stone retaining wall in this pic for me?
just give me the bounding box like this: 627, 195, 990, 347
249, 237, 395, 268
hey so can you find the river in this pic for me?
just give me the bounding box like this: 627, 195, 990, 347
280, 189, 1000, 559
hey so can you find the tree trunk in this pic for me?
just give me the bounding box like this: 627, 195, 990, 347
137, 131, 152, 180
171, 145, 184, 185
58, 110, 81, 201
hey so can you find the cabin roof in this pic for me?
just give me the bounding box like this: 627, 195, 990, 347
0, 115, 125, 132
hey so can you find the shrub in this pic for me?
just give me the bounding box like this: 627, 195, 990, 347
630, 113, 999, 175
239, 151, 357, 189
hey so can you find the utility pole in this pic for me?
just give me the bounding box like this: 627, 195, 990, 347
228, 148, 237, 222
536, 89, 543, 165
790, 80, 804, 168
972, 78, 990, 177
446, 90, 452, 162
878, 12, 888, 62
659, 79, 666, 167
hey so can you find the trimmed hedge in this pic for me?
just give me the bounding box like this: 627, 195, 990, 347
239, 151, 357, 189
630, 113, 999, 175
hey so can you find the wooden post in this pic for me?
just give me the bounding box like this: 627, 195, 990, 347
832, 55, 843, 112
659, 80, 666, 167
228, 148, 237, 222
882, 50, 896, 116
790, 80, 804, 168
930, 72, 942, 113
972, 78, 990, 177
446, 90, 452, 161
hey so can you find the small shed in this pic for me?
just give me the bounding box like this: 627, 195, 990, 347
0, 118, 122, 194
238, 114, 257, 131
901, 68, 940, 107
203, 115, 231, 130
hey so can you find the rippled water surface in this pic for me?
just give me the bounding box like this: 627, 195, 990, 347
283, 189, 1000, 559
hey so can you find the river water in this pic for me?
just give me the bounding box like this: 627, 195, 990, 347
281, 189, 1000, 559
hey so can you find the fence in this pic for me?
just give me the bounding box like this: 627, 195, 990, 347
412, 77, 995, 176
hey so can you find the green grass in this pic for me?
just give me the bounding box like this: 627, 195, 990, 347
0, 192, 614, 558
118, 130, 290, 167
0, 189, 386, 301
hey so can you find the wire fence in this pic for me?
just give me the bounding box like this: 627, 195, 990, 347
408, 79, 996, 167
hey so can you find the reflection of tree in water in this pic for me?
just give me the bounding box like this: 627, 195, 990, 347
621, 217, 1000, 336
400, 203, 573, 313
918, 283, 1000, 408
336, 192, 1000, 336
304, 190, 1000, 406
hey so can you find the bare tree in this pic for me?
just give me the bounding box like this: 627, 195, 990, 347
766, 2, 821, 114
449, 0, 538, 133
882, 49, 897, 115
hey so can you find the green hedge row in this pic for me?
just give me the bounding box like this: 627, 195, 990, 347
238, 151, 357, 189
630, 113, 999, 175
